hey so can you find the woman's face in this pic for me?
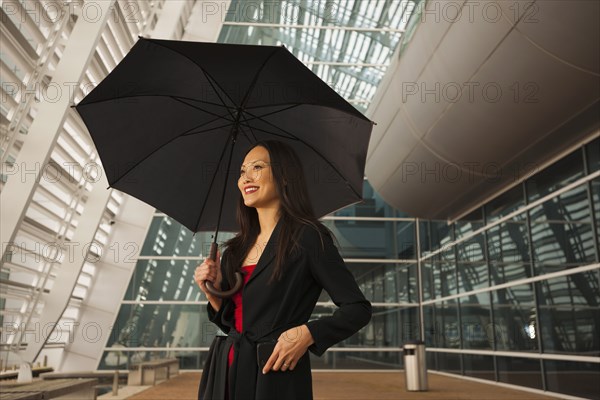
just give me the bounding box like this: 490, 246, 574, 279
238, 146, 281, 211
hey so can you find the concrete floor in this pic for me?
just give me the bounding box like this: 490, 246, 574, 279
126, 371, 556, 399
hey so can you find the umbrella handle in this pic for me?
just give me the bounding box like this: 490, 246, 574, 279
204, 242, 243, 298
205, 273, 243, 298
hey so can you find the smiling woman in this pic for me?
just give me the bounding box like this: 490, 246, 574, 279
195, 139, 372, 400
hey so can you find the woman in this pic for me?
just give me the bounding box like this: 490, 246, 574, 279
195, 140, 372, 399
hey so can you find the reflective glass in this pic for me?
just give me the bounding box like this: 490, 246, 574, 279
326, 262, 417, 304
106, 304, 217, 348
537, 272, 600, 356
484, 184, 524, 223
529, 184, 592, 222
140, 215, 234, 257
592, 178, 600, 255
462, 354, 495, 381
422, 258, 457, 300
544, 360, 600, 399
530, 220, 596, 274
456, 221, 488, 292
457, 262, 488, 293
526, 150, 584, 203
309, 350, 402, 369
496, 356, 542, 390
459, 293, 493, 350
487, 220, 532, 284
333, 179, 404, 218
421, 260, 435, 301
321, 219, 416, 259
423, 300, 460, 349
491, 284, 538, 352
98, 350, 208, 371
218, 0, 418, 113
419, 220, 455, 255
124, 259, 204, 301
586, 137, 599, 172
436, 352, 461, 374
312, 305, 418, 349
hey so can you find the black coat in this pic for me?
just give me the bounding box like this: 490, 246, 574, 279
200, 218, 372, 399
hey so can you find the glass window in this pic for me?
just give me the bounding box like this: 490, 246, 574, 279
98, 350, 207, 371
312, 305, 418, 349
459, 293, 493, 350
484, 184, 524, 223
591, 178, 600, 257
544, 360, 600, 399
321, 219, 415, 260
585, 137, 599, 173
334, 179, 402, 218
421, 258, 457, 299
526, 150, 584, 203
140, 215, 231, 257
456, 221, 487, 293
487, 218, 531, 285
462, 354, 495, 381
529, 184, 592, 222
457, 262, 488, 292
530, 220, 596, 275
423, 300, 460, 349
319, 263, 417, 304
436, 352, 461, 374
537, 272, 600, 356
496, 356, 542, 390
491, 284, 538, 352
106, 304, 216, 348
419, 220, 455, 255
124, 259, 203, 301
309, 350, 402, 369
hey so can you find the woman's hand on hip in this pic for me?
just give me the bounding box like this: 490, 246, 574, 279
262, 325, 315, 374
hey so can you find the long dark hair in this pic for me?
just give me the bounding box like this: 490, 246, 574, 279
222, 140, 336, 285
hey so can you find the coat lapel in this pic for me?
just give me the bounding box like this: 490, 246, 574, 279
245, 217, 283, 287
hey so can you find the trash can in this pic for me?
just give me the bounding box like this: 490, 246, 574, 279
403, 340, 427, 391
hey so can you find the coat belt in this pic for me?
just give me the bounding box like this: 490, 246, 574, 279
226, 322, 300, 399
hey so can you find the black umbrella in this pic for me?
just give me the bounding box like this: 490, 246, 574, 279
74, 36, 374, 297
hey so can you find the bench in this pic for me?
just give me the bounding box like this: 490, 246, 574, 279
127, 358, 179, 386
40, 371, 128, 385
0, 378, 98, 400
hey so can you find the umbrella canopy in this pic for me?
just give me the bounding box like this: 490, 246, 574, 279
74, 36, 373, 234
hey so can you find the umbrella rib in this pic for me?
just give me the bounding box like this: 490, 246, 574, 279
192, 131, 234, 234
108, 123, 228, 188
180, 122, 237, 137
75, 94, 231, 109
148, 39, 239, 110
236, 121, 298, 141
244, 101, 372, 123
238, 113, 259, 143
238, 47, 282, 110
170, 96, 236, 124
242, 109, 363, 200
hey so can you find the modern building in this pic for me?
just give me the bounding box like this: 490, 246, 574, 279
1, 1, 598, 399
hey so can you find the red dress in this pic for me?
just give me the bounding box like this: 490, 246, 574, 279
228, 264, 257, 367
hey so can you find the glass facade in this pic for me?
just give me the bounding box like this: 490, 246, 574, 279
420, 138, 600, 399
